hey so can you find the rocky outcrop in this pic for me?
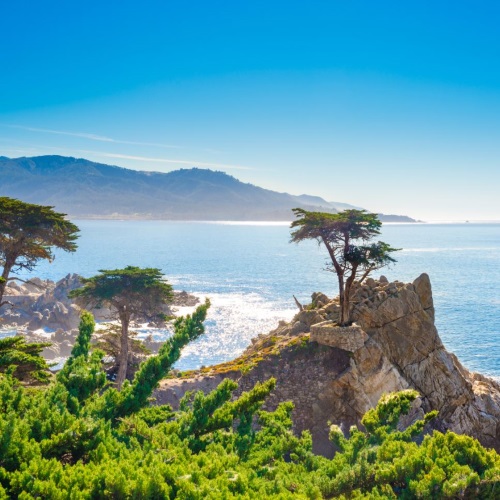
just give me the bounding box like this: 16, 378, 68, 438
1, 275, 83, 331
351, 274, 500, 450
155, 273, 500, 456
1, 275, 199, 333
1, 276, 200, 362
20, 328, 80, 360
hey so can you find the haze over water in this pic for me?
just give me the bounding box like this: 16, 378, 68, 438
8, 221, 500, 377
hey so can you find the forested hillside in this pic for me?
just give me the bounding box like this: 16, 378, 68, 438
0, 155, 416, 221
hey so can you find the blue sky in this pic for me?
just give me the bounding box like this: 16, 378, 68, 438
1, 1, 499, 220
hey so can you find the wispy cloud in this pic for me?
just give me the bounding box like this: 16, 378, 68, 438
82, 151, 253, 170
4, 124, 181, 149
0, 143, 254, 171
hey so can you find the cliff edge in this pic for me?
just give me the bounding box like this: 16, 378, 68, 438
155, 274, 500, 457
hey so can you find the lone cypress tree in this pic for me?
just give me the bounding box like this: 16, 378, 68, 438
291, 208, 399, 325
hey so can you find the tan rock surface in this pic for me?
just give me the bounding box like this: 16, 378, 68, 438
310, 321, 368, 352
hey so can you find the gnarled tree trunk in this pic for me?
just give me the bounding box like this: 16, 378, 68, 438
338, 273, 348, 326
0, 258, 14, 309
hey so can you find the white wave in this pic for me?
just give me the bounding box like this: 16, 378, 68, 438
401, 247, 499, 253
174, 291, 296, 369
204, 221, 291, 226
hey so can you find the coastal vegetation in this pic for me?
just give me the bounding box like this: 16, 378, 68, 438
0, 335, 52, 384
290, 209, 398, 325
0, 197, 79, 309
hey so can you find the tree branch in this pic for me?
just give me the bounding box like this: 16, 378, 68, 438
358, 266, 375, 284
293, 295, 304, 311
322, 236, 343, 276
7, 277, 47, 290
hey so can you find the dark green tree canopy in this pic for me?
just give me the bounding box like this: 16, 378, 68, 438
70, 266, 174, 318
69, 266, 175, 389
0, 197, 79, 307
291, 208, 383, 243
291, 208, 399, 325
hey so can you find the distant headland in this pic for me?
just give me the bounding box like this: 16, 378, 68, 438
0, 155, 418, 222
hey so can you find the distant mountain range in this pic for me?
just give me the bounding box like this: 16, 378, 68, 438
0, 155, 417, 222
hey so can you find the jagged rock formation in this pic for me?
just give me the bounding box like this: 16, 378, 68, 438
1, 275, 83, 331
1, 275, 199, 332
351, 275, 500, 452
155, 274, 500, 456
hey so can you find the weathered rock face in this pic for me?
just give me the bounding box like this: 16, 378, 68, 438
310, 322, 368, 352
352, 274, 500, 450
155, 273, 500, 456
19, 329, 80, 360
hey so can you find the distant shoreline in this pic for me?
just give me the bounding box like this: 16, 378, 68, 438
65, 217, 500, 225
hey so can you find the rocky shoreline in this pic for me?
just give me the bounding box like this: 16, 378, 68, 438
0, 274, 199, 360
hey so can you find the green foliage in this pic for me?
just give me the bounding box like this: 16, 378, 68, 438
93, 323, 151, 377
0, 197, 79, 307
291, 208, 383, 242
68, 310, 95, 360
69, 266, 173, 314
176, 378, 276, 455
99, 298, 211, 421
0, 302, 499, 499
0, 336, 52, 384
57, 311, 106, 407
361, 390, 438, 444
95, 324, 151, 357
319, 391, 500, 498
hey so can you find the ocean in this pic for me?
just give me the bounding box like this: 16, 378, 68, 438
3, 221, 499, 377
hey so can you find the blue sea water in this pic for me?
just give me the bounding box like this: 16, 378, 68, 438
3, 221, 499, 377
